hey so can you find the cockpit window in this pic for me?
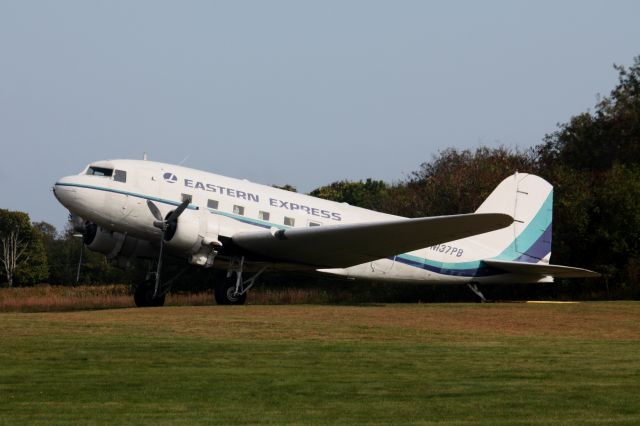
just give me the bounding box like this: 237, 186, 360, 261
87, 166, 113, 177
114, 170, 127, 183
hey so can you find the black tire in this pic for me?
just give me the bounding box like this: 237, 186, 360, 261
134, 281, 166, 307
214, 276, 247, 305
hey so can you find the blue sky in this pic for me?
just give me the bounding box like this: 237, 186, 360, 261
1, 1, 639, 231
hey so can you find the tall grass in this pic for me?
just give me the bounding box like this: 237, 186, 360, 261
0, 284, 222, 312
1, 280, 562, 312
0, 284, 355, 312
0, 285, 133, 312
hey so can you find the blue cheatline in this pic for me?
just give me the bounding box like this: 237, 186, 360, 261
54, 182, 199, 210
208, 209, 289, 230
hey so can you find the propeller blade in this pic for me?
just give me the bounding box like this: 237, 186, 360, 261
69, 213, 86, 234
166, 198, 190, 224
146, 200, 163, 222
154, 229, 165, 298
149, 197, 189, 298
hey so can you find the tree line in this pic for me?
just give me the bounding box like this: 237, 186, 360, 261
2, 56, 639, 299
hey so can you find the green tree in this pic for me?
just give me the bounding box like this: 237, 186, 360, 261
53, 224, 141, 285
0, 210, 48, 286
32, 222, 80, 285
33, 221, 58, 242
536, 56, 640, 298
272, 184, 298, 192
594, 165, 640, 293
539, 56, 640, 171
401, 146, 538, 217
309, 179, 389, 211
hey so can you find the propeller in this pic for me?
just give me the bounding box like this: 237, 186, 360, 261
68, 214, 86, 285
146, 198, 191, 297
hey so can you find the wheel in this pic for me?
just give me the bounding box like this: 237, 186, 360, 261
214, 275, 247, 305
134, 281, 166, 307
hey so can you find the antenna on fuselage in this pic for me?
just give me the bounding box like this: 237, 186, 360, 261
143, 152, 148, 161
178, 154, 190, 166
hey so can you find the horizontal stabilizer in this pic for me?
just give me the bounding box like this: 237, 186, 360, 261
483, 259, 600, 278
233, 213, 513, 268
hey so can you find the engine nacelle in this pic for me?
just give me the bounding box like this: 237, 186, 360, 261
164, 212, 202, 253
83, 223, 116, 254
163, 210, 221, 267
83, 223, 155, 259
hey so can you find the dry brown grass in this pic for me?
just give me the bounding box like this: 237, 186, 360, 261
0, 284, 216, 312
250, 287, 334, 304
1, 302, 638, 343
2, 286, 638, 342
0, 284, 340, 312
0, 285, 133, 312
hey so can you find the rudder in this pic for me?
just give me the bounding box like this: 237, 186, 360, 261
475, 173, 553, 263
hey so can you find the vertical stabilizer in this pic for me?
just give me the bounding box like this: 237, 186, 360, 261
474, 173, 553, 263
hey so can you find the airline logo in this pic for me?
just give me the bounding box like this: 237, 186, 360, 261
163, 172, 178, 183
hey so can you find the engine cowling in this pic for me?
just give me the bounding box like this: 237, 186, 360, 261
83, 223, 155, 259
83, 223, 116, 254
162, 209, 221, 266
163, 210, 202, 253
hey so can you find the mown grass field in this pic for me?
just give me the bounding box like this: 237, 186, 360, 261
0, 302, 639, 424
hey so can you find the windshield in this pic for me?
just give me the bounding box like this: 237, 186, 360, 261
87, 166, 113, 177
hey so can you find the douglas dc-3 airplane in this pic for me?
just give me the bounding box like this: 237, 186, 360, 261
53, 159, 598, 306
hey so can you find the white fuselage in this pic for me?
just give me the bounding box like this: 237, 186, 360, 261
53, 159, 550, 284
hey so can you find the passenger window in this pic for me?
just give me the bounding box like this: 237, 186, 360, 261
259, 211, 270, 221
308, 221, 321, 227
87, 166, 113, 177
233, 205, 245, 216
284, 217, 295, 227
207, 199, 219, 210
114, 170, 127, 183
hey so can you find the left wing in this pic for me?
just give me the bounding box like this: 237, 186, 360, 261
232, 213, 512, 268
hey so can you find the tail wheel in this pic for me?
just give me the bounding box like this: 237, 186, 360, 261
214, 277, 247, 305
134, 281, 166, 307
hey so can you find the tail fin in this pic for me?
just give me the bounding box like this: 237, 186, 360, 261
474, 173, 553, 264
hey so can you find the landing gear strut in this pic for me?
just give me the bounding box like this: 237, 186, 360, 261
133, 266, 189, 308
214, 256, 267, 305
134, 280, 166, 307
467, 283, 488, 303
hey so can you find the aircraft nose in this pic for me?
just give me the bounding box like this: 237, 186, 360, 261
52, 176, 79, 208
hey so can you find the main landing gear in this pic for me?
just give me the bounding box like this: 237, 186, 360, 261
134, 267, 188, 308
214, 256, 267, 305
134, 280, 166, 307
133, 257, 266, 307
